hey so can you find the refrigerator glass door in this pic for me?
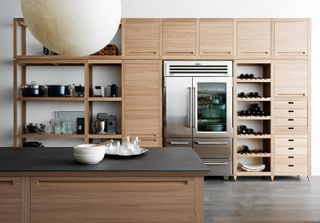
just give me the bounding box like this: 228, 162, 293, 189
164, 77, 193, 137
193, 77, 232, 137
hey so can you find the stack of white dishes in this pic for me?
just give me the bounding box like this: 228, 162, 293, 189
73, 144, 106, 164
238, 162, 265, 172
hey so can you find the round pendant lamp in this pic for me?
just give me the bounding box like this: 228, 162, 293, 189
21, 0, 121, 56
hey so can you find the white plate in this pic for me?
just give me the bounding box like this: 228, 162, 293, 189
105, 148, 149, 157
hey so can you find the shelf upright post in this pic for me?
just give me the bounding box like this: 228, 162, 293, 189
84, 61, 90, 144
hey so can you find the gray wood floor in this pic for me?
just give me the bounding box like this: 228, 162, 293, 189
205, 177, 320, 223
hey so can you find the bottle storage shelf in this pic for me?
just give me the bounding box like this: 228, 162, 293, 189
237, 135, 271, 139
236, 97, 271, 102
237, 153, 271, 158
237, 79, 271, 83
237, 116, 271, 120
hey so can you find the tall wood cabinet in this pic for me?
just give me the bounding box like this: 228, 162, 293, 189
122, 60, 162, 147
273, 60, 310, 176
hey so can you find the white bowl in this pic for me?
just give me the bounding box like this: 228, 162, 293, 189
73, 144, 105, 164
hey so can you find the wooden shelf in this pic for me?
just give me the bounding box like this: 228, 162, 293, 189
237, 97, 271, 102
88, 134, 122, 139
88, 97, 122, 102
237, 79, 271, 83
237, 153, 271, 158
15, 55, 123, 65
236, 171, 271, 176
19, 97, 84, 102
16, 134, 85, 139
237, 116, 271, 120
237, 134, 271, 139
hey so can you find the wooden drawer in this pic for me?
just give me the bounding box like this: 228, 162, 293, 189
275, 155, 307, 164
274, 109, 307, 118
275, 163, 307, 174
123, 19, 161, 58
274, 98, 307, 109
275, 146, 307, 155
275, 137, 308, 147
274, 126, 308, 135
274, 118, 307, 127
140, 136, 162, 147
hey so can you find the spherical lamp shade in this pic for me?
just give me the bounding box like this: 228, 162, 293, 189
21, 0, 121, 56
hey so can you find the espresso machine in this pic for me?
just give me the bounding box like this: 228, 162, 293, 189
94, 113, 117, 134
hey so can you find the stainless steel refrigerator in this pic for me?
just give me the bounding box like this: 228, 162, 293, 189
164, 61, 233, 178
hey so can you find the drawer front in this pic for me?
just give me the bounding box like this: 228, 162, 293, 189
165, 138, 192, 147
275, 146, 307, 155
274, 109, 307, 118
274, 99, 307, 109
275, 137, 308, 147
275, 155, 307, 164
275, 163, 307, 174
203, 159, 232, 176
140, 136, 162, 147
274, 126, 308, 135
274, 118, 307, 127
193, 138, 232, 159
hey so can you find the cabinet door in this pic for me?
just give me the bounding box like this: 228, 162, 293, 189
199, 19, 234, 58
0, 177, 23, 223
123, 60, 162, 147
274, 60, 308, 97
274, 19, 310, 59
236, 19, 271, 58
123, 19, 161, 58
162, 19, 197, 57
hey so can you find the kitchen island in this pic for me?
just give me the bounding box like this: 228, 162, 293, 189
0, 147, 208, 223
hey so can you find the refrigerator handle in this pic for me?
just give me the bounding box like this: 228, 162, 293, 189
192, 87, 196, 129
163, 85, 167, 127
187, 87, 192, 128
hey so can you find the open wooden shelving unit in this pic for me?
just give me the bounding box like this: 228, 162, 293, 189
13, 18, 124, 146
233, 61, 274, 180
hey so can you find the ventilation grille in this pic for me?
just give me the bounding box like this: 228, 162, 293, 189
167, 63, 231, 76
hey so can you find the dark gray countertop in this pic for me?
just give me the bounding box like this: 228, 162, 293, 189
0, 147, 209, 173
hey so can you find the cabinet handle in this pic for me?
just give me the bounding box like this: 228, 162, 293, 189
239, 51, 269, 54
194, 141, 228, 145
276, 51, 307, 55
276, 93, 307, 97
288, 156, 294, 159
288, 164, 295, 167
127, 51, 157, 55
288, 102, 294, 104
168, 141, 189, 145
201, 51, 231, 55
288, 119, 294, 121
288, 148, 294, 150
0, 180, 14, 185
288, 139, 294, 142
288, 110, 294, 113
205, 162, 228, 166
164, 51, 195, 55
288, 127, 295, 130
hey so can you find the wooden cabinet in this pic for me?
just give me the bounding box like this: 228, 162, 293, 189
123, 60, 162, 147
199, 19, 234, 58
30, 177, 199, 223
162, 19, 197, 57
122, 19, 161, 58
235, 19, 272, 58
0, 177, 24, 223
274, 60, 308, 97
274, 19, 310, 59
274, 60, 309, 176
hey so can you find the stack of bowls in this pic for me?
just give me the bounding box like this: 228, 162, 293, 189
73, 144, 105, 164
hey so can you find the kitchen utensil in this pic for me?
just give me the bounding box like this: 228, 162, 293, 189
21, 81, 46, 97
23, 141, 44, 147
25, 123, 46, 134
96, 113, 117, 134
47, 85, 67, 97
110, 84, 118, 97
95, 120, 106, 134
74, 84, 85, 97
93, 86, 104, 97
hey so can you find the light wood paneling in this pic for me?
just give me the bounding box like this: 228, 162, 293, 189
275, 136, 308, 147
274, 60, 308, 97
123, 19, 161, 58
123, 60, 162, 147
274, 19, 310, 59
274, 126, 308, 135
30, 177, 201, 223
199, 19, 234, 58
275, 163, 307, 174
275, 155, 307, 164
0, 177, 23, 223
162, 19, 197, 57
235, 19, 272, 58
274, 117, 307, 127
274, 98, 308, 109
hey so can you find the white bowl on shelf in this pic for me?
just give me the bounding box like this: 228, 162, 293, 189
73, 144, 105, 164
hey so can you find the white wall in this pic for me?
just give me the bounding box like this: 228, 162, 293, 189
0, 0, 319, 175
